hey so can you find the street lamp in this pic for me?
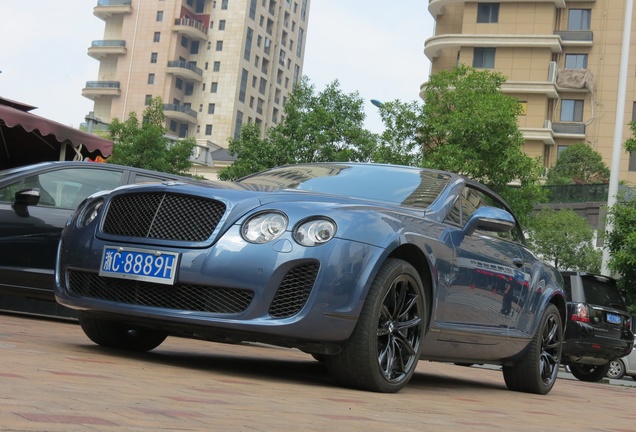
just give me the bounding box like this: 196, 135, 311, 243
601, 0, 633, 276
370, 99, 384, 109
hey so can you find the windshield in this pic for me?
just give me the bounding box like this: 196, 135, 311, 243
238, 163, 451, 208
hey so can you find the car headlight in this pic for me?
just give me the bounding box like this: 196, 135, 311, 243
293, 218, 336, 246
78, 198, 105, 227
242, 212, 288, 244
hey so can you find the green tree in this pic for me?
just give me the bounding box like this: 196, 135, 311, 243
218, 77, 378, 180
108, 97, 196, 176
376, 65, 546, 223
545, 143, 610, 185
605, 190, 636, 300
527, 209, 601, 272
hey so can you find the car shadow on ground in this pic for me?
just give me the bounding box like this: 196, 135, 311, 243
71, 338, 507, 393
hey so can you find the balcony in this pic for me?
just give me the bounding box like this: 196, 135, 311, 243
173, 17, 208, 41
424, 34, 562, 60
163, 104, 198, 124
501, 61, 559, 99
428, 0, 565, 17
82, 81, 121, 100
555, 31, 594, 47
166, 61, 203, 82
551, 121, 586, 139
88, 40, 126, 59
94, 0, 132, 20
520, 126, 555, 145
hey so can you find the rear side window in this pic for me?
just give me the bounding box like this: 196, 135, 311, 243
580, 275, 627, 311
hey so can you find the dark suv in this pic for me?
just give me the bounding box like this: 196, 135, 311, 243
561, 271, 634, 382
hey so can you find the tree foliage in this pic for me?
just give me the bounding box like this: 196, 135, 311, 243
376, 65, 546, 223
108, 97, 196, 176
527, 209, 601, 272
605, 191, 636, 300
218, 77, 377, 180
545, 143, 610, 185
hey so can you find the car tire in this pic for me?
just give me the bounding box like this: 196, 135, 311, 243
503, 304, 562, 394
78, 314, 168, 352
325, 258, 426, 393
569, 362, 612, 382
606, 359, 626, 380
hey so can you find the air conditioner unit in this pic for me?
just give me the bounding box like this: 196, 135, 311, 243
544, 120, 552, 129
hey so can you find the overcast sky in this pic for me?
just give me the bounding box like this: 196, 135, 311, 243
0, 0, 434, 133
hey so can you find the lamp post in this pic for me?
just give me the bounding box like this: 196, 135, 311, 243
601, 0, 633, 276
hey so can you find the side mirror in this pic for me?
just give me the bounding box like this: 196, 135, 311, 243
12, 188, 41, 217
463, 206, 515, 237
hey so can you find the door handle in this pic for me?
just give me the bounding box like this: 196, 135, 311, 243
513, 257, 524, 268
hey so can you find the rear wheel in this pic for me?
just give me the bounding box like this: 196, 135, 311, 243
503, 304, 562, 394
569, 363, 612, 382
325, 259, 426, 393
78, 314, 168, 352
606, 359, 626, 380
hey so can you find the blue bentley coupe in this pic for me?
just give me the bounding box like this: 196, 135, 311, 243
55, 163, 565, 394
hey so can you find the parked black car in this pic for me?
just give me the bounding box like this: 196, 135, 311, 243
560, 271, 634, 382
0, 161, 194, 316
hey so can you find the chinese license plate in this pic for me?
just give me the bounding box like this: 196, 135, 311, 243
606, 312, 621, 325
99, 246, 180, 285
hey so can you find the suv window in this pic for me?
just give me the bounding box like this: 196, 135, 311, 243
563, 273, 628, 311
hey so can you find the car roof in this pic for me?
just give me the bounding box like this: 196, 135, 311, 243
0, 161, 191, 181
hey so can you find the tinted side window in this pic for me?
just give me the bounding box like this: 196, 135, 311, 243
31, 168, 123, 209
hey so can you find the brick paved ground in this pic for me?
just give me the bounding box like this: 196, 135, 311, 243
1, 312, 635, 431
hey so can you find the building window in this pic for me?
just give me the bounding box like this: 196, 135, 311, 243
147, 73, 155, 84
213, 61, 221, 72
185, 83, 194, 95
150, 52, 158, 63
208, 103, 216, 114
216, 41, 223, 51
190, 40, 200, 54
259, 77, 267, 94
519, 101, 527, 115
234, 110, 244, 139
565, 54, 588, 69
153, 32, 161, 42
477, 3, 499, 23
244, 27, 253, 61
156, 11, 163, 22
560, 99, 584, 122
181, 35, 189, 48
211, 82, 218, 93
239, 68, 249, 103
296, 28, 304, 57
300, 0, 307, 21
219, 20, 226, 30
473, 47, 495, 68
249, 0, 257, 19
145, 95, 153, 105
170, 120, 177, 132
205, 124, 213, 135
221, 0, 228, 9
568, 9, 591, 31
175, 77, 183, 90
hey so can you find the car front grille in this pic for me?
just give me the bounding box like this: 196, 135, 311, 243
102, 193, 226, 242
67, 271, 253, 314
269, 262, 319, 318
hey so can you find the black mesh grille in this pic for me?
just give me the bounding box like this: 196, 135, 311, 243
67, 271, 253, 314
269, 263, 319, 318
102, 193, 226, 242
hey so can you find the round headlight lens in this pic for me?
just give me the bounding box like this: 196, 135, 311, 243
78, 198, 104, 227
242, 212, 288, 244
293, 218, 336, 246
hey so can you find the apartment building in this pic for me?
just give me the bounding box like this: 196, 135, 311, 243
425, 1, 636, 184
83, 0, 310, 176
